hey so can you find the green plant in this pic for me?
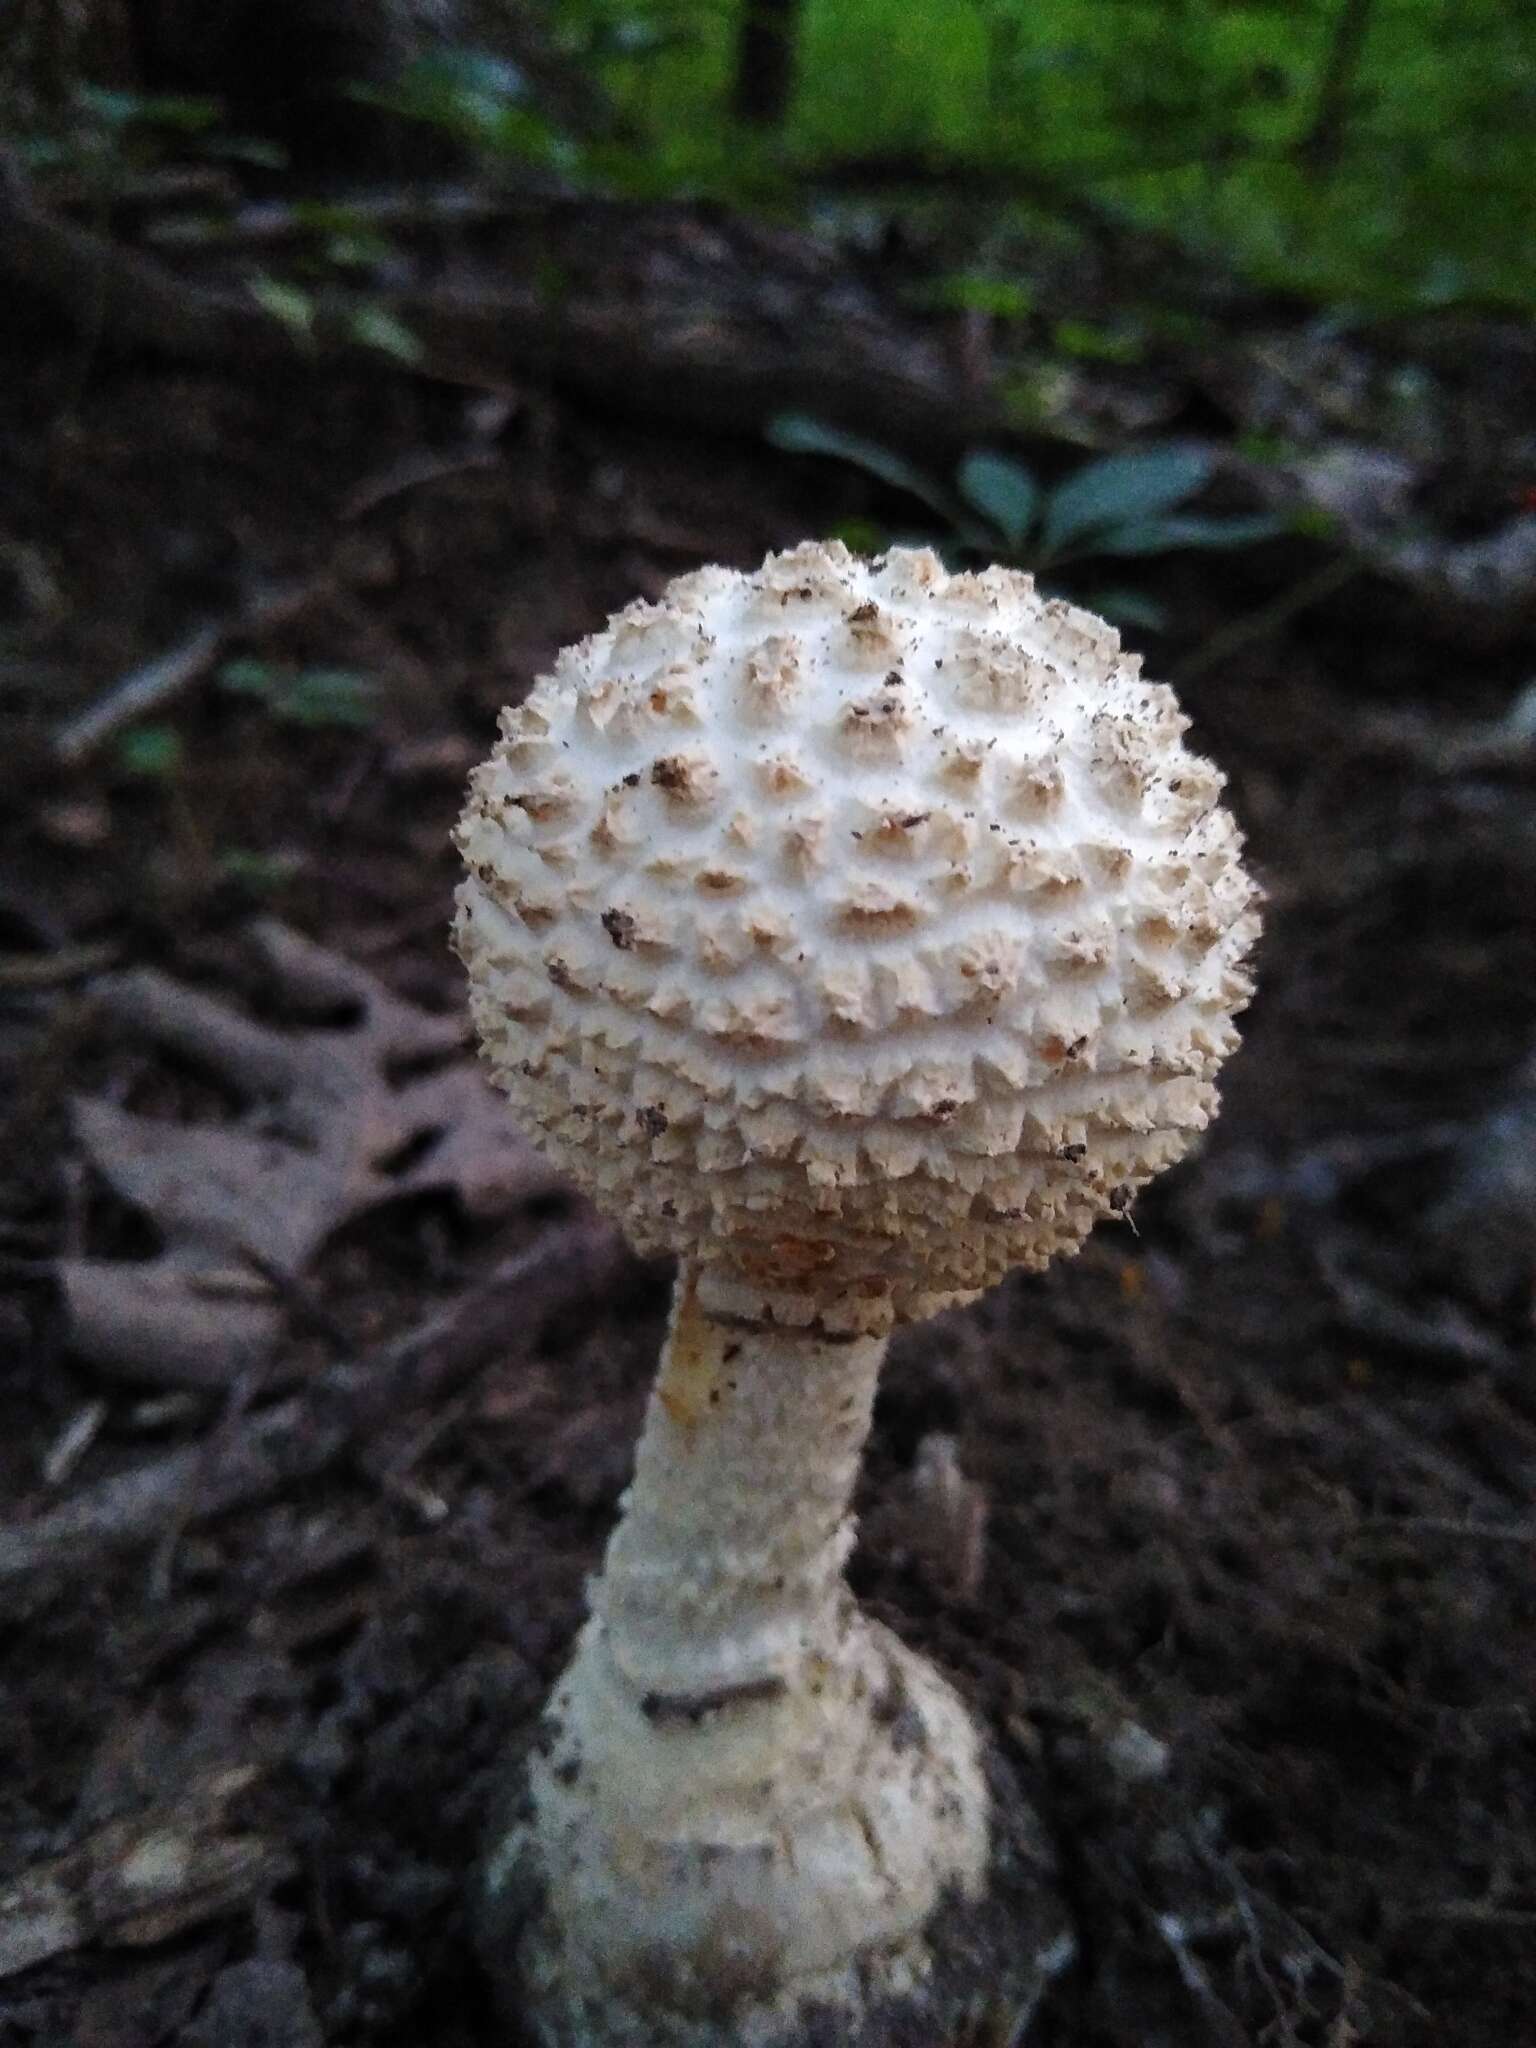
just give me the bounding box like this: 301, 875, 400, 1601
18, 83, 287, 181
354, 47, 573, 171
767, 414, 1284, 591
556, 0, 1536, 312
115, 725, 184, 778
217, 847, 307, 895
344, 305, 423, 365
912, 272, 1036, 321
217, 660, 378, 729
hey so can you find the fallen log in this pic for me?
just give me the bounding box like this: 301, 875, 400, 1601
1, 159, 990, 456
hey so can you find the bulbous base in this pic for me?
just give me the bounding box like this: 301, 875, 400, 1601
473, 1621, 1073, 2047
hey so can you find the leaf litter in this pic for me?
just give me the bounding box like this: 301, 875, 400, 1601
60, 919, 560, 1388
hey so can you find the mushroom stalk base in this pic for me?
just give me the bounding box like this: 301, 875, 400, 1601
475, 1267, 1072, 2044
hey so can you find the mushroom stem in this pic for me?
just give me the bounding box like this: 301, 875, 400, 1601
479, 1264, 1037, 2043
597, 1262, 884, 1709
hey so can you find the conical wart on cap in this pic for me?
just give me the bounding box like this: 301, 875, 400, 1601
454, 541, 1260, 1331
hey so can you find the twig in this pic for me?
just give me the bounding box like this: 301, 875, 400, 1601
0, 1220, 629, 1609
1151, 1911, 1252, 2046
42, 1401, 108, 1487
1172, 557, 1358, 686
1316, 1233, 1508, 1370
1390, 1899, 1536, 1925
147, 1360, 270, 1602
0, 942, 120, 989
49, 165, 239, 216
1337, 1399, 1513, 1520
1351, 1515, 1536, 1546
53, 573, 325, 763
339, 442, 501, 521
53, 621, 223, 763
235, 1247, 354, 1357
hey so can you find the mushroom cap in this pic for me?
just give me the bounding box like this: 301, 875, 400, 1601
455, 543, 1259, 1333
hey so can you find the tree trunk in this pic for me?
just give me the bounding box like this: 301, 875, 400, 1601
1297, 0, 1376, 174
730, 0, 803, 128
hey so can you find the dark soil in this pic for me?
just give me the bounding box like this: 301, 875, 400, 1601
2, 340, 1534, 2048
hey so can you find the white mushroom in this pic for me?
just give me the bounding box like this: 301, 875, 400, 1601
455, 541, 1260, 2045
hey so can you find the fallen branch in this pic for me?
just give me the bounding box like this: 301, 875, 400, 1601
1171, 557, 1358, 687
0, 1218, 632, 1610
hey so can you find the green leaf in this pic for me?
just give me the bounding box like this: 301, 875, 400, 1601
921, 274, 1035, 319
325, 231, 393, 269
1235, 430, 1300, 466
206, 135, 289, 169
217, 661, 376, 728
1051, 319, 1142, 364
1292, 504, 1340, 540
830, 516, 889, 555
956, 451, 1040, 550
247, 277, 314, 340
217, 659, 278, 696
346, 305, 422, 365
766, 414, 1001, 549
292, 202, 372, 234
1040, 445, 1217, 556
1088, 589, 1169, 633
363, 48, 530, 148
766, 414, 956, 523
1091, 512, 1286, 557
219, 848, 305, 893
77, 87, 221, 132
116, 725, 183, 777
278, 669, 377, 729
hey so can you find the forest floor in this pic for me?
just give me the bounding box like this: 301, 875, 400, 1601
1, 324, 1534, 2048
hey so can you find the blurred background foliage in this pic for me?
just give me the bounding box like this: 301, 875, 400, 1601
571, 0, 1536, 311
6, 0, 1534, 315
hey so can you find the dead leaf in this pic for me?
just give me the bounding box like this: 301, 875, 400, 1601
61, 920, 559, 1386
0, 1765, 292, 1981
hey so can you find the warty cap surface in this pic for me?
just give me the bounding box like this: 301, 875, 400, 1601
455, 542, 1260, 1331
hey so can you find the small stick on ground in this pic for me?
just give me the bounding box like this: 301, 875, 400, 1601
0, 1219, 630, 1611
1172, 557, 1357, 687
53, 574, 326, 764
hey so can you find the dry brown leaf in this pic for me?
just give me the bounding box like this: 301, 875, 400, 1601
61, 920, 559, 1386
0, 1765, 292, 1981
